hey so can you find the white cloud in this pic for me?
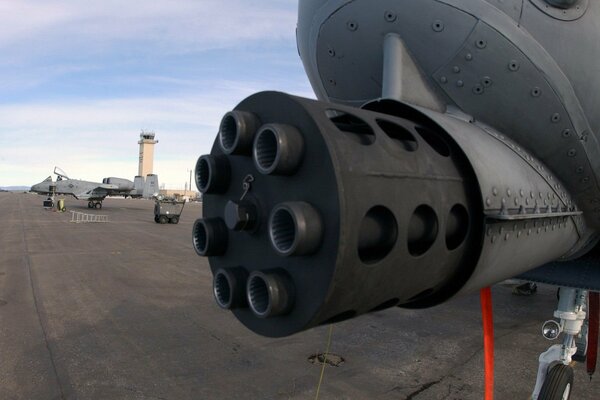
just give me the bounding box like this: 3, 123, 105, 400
0, 1, 318, 187
0, 0, 297, 57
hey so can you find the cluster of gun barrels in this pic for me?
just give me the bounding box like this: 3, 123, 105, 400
193, 111, 318, 318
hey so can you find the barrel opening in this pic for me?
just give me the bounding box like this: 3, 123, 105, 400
326, 109, 375, 145
370, 298, 400, 312
193, 220, 208, 255
248, 274, 270, 316
446, 204, 469, 250
214, 271, 232, 308
358, 206, 398, 264
196, 157, 210, 192
408, 205, 439, 256
219, 114, 237, 152
254, 128, 278, 172
323, 310, 357, 324
376, 119, 418, 152
408, 288, 435, 302
270, 208, 296, 254
415, 126, 450, 157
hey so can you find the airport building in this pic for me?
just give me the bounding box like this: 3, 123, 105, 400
159, 188, 200, 200
138, 131, 199, 200
138, 131, 158, 177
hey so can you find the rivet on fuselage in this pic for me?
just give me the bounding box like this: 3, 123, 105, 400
346, 20, 358, 31
432, 20, 444, 32
481, 77, 492, 87
508, 60, 520, 71
385, 11, 397, 22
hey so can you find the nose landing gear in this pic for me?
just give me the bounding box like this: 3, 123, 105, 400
532, 288, 588, 400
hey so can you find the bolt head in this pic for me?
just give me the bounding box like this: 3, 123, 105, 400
224, 200, 256, 231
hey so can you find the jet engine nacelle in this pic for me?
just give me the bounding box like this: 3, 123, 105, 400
103, 177, 134, 191
193, 91, 587, 337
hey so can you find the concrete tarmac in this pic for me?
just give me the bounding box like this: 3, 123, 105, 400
0, 192, 598, 399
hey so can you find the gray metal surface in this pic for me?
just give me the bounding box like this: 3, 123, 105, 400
297, 0, 600, 230
1, 192, 599, 399
195, 92, 587, 336
368, 100, 586, 293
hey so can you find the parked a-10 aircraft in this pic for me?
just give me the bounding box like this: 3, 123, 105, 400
191, 0, 600, 399
30, 167, 158, 208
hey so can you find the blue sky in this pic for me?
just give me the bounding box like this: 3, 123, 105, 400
0, 0, 314, 187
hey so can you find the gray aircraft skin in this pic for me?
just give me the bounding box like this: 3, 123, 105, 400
193, 1, 600, 398
31, 167, 138, 209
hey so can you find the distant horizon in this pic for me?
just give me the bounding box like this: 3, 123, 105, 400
1, 175, 199, 190
0, 186, 31, 190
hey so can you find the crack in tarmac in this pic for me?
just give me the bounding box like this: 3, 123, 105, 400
398, 320, 543, 399
404, 378, 443, 399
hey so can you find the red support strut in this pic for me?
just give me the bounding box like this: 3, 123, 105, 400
480, 287, 494, 400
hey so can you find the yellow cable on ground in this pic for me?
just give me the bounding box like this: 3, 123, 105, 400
314, 324, 334, 400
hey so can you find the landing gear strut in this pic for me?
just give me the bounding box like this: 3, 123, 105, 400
532, 287, 587, 400
87, 201, 103, 209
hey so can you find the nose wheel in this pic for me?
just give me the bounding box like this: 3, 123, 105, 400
532, 287, 587, 400
538, 364, 574, 400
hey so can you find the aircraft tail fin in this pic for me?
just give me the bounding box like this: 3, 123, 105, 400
143, 174, 159, 198
133, 176, 144, 191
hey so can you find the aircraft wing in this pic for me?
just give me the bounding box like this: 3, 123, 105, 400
99, 183, 119, 190
73, 184, 117, 200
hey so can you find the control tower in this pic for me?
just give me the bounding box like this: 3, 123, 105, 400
138, 131, 158, 177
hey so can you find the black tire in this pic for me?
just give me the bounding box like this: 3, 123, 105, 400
95, 203, 102, 209
154, 216, 160, 223
170, 216, 179, 224
158, 216, 168, 224
538, 364, 574, 400
88, 202, 93, 208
